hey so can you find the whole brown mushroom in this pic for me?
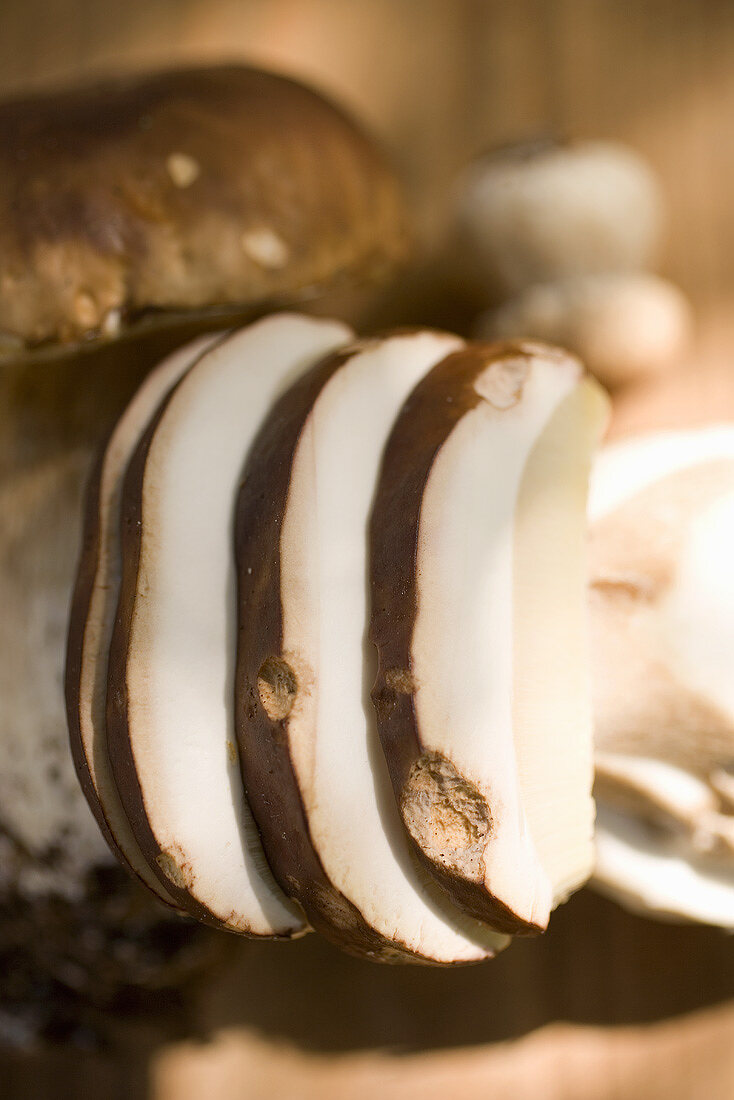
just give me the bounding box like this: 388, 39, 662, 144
0, 63, 408, 1044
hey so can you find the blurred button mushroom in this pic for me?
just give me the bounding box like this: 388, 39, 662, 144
0, 64, 408, 1043
477, 273, 693, 389
588, 426, 734, 928
450, 139, 663, 301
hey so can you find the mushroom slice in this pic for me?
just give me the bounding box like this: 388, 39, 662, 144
370, 343, 609, 934
594, 805, 734, 929
66, 334, 217, 909
236, 330, 509, 963
589, 426, 734, 926
108, 313, 352, 935
589, 426, 734, 771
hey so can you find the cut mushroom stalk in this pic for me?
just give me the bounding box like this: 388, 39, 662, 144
66, 335, 218, 910
589, 426, 734, 926
370, 342, 609, 934
107, 313, 353, 935
235, 330, 509, 963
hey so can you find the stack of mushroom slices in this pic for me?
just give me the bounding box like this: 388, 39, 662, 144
66, 311, 608, 964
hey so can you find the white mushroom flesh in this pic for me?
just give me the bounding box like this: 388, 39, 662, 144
411, 354, 608, 926
115, 314, 352, 934
590, 426, 734, 926
280, 331, 508, 961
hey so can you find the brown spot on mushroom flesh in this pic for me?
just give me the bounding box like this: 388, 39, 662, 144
384, 667, 416, 694
473, 355, 529, 409
258, 657, 298, 721
156, 849, 191, 890
401, 753, 491, 882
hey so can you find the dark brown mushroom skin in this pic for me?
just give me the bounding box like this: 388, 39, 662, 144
65, 392, 191, 914
64, 448, 120, 856
234, 343, 421, 962
103, 355, 279, 935
102, 380, 211, 925
369, 341, 567, 936
235, 337, 492, 964
0, 66, 408, 357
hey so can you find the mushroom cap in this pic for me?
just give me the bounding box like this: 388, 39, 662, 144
0, 65, 408, 359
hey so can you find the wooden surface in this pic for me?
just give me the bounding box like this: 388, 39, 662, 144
153, 1000, 734, 1100
1, 1, 734, 1097
2, 888, 734, 1097
6, 1000, 734, 1100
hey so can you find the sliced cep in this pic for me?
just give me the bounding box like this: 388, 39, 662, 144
235, 330, 509, 962
589, 427, 734, 923
107, 313, 353, 935
66, 334, 218, 910
594, 805, 734, 929
370, 342, 609, 934
589, 427, 734, 771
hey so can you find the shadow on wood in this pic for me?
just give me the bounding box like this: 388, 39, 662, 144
193, 888, 734, 1053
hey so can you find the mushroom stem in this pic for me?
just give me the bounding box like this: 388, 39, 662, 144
0, 347, 154, 900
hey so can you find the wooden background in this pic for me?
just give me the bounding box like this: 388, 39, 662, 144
2, 1, 734, 1097
4, 0, 734, 308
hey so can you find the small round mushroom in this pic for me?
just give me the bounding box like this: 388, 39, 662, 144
477, 273, 693, 389
0, 63, 408, 1043
451, 139, 663, 298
